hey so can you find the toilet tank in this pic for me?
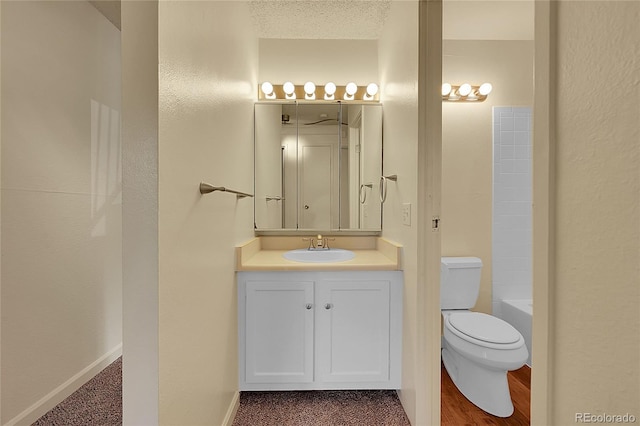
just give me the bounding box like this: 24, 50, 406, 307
441, 257, 483, 310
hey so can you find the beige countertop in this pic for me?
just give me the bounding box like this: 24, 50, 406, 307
236, 236, 402, 271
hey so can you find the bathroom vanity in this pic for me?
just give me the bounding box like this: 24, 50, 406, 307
236, 237, 403, 391
244, 98, 402, 390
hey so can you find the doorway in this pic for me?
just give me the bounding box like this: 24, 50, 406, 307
440, 1, 535, 423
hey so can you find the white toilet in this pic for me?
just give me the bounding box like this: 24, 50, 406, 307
441, 257, 528, 418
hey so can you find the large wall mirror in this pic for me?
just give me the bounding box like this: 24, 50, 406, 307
255, 102, 382, 232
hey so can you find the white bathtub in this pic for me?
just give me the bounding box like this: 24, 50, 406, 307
500, 299, 532, 367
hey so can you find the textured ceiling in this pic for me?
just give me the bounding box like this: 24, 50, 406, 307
249, 0, 392, 39
92, 0, 532, 41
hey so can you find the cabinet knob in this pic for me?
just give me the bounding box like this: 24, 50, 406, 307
305, 304, 313, 310
324, 303, 333, 310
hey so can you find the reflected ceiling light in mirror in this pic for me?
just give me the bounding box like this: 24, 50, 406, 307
304, 81, 316, 100
283, 81, 296, 99
344, 82, 358, 100
261, 81, 275, 99
442, 82, 493, 102
324, 82, 336, 100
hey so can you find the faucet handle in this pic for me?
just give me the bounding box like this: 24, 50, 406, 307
302, 237, 315, 249
323, 237, 335, 249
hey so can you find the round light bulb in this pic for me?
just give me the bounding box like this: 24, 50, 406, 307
283, 81, 295, 95
441, 83, 452, 96
346, 82, 358, 96
261, 81, 273, 95
478, 83, 493, 96
304, 81, 316, 95
366, 83, 379, 97
458, 83, 472, 97
324, 82, 337, 95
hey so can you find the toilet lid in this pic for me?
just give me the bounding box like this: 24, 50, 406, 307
448, 312, 521, 344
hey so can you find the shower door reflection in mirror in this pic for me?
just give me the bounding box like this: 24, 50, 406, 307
254, 102, 382, 231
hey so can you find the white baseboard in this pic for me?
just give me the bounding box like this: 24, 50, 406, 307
222, 391, 240, 426
4, 343, 123, 426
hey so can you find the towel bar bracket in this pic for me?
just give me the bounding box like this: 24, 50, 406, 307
199, 182, 253, 198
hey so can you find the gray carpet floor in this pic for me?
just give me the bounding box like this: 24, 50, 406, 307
32, 358, 410, 426
33, 357, 122, 426
232, 390, 411, 426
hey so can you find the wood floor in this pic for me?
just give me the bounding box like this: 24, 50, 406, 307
441, 362, 531, 425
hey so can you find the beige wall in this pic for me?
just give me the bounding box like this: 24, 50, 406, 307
378, 2, 421, 423
545, 1, 640, 422
1, 1, 122, 424
259, 39, 378, 85
442, 40, 533, 314
157, 2, 257, 425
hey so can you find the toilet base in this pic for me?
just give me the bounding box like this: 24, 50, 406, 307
442, 345, 515, 417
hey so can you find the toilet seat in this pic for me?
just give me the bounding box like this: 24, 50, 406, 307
445, 312, 524, 350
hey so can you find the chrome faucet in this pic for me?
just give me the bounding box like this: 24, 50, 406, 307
302, 234, 335, 250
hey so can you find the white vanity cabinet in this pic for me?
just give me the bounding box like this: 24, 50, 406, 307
238, 271, 402, 390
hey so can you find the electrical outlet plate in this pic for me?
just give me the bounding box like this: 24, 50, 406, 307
402, 203, 411, 226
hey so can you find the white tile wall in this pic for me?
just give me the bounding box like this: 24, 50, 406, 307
492, 107, 532, 315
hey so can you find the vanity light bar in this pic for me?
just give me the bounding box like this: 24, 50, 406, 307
259, 82, 380, 102
442, 82, 492, 102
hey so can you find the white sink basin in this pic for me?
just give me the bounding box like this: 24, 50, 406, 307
283, 248, 356, 263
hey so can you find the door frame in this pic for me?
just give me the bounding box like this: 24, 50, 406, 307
530, 1, 554, 423
417, 2, 443, 425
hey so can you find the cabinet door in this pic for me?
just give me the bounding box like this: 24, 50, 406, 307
315, 278, 391, 384
244, 280, 314, 384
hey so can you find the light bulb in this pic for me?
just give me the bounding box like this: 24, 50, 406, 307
261, 82, 274, 96
324, 82, 336, 95
366, 83, 379, 97
304, 81, 316, 95
478, 83, 493, 96
458, 83, 472, 97
441, 83, 452, 97
283, 81, 295, 95
346, 82, 358, 96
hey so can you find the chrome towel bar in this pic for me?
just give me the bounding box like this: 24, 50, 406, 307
199, 182, 253, 198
